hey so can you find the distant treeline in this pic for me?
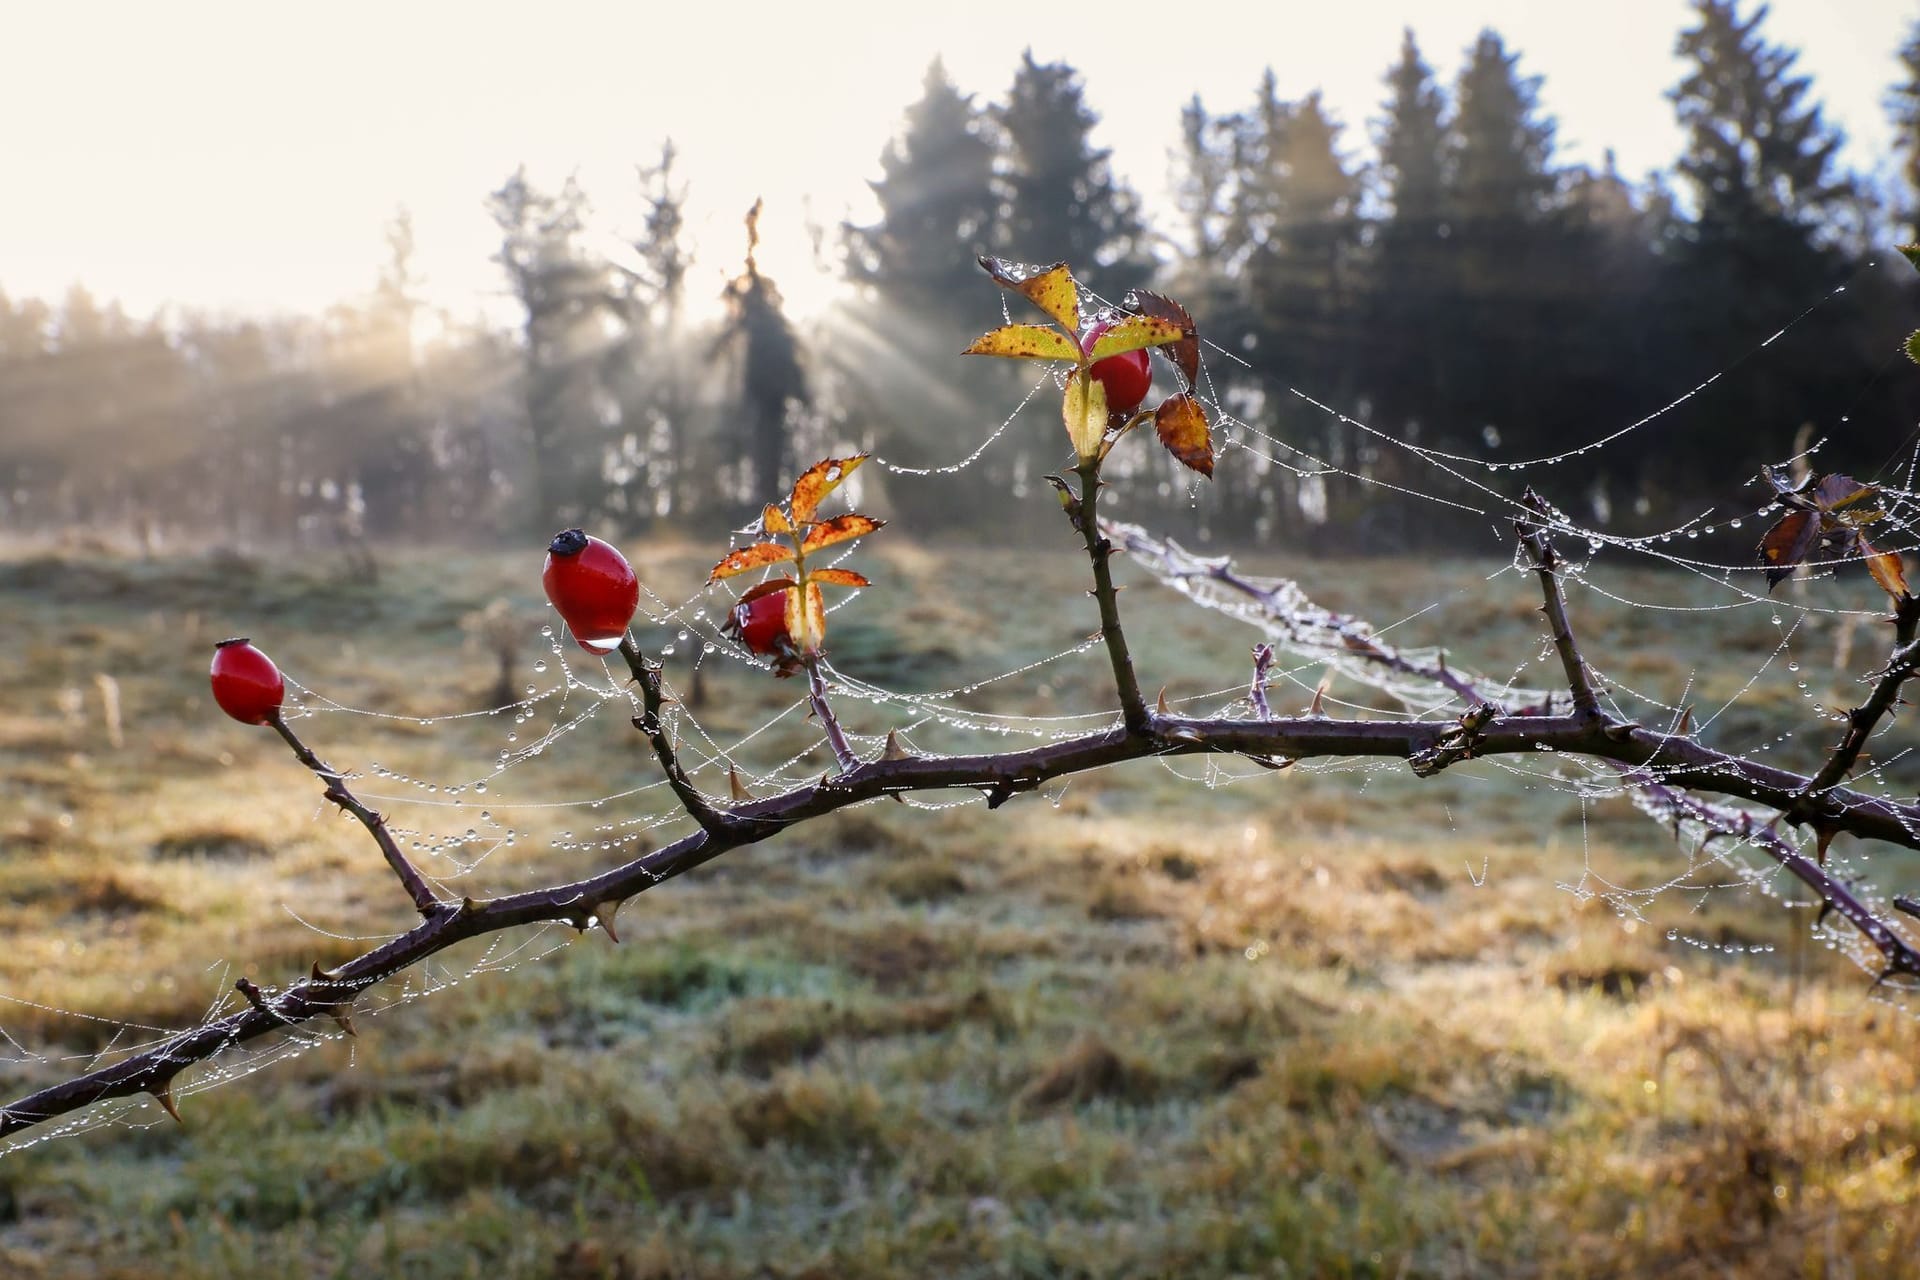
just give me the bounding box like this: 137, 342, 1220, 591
4, 0, 1920, 552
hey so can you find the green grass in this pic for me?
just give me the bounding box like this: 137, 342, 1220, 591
1, 532, 1917, 1277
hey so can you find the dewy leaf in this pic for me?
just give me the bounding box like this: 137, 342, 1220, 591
801, 513, 884, 555
1757, 509, 1819, 590
1124, 291, 1200, 386
1154, 393, 1214, 478
1062, 371, 1109, 460
808, 567, 871, 589
977, 256, 1079, 332
708, 542, 797, 583
1085, 314, 1186, 362
786, 580, 828, 655
1907, 330, 1920, 367
963, 323, 1083, 362
1860, 536, 1911, 602
1900, 244, 1920, 274
789, 454, 868, 525
762, 503, 793, 535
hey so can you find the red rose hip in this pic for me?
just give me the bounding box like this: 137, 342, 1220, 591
1082, 320, 1154, 415
725, 588, 792, 657
543, 529, 639, 654
210, 637, 285, 725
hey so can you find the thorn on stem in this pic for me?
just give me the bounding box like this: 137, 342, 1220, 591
152, 1085, 181, 1124
590, 900, 623, 944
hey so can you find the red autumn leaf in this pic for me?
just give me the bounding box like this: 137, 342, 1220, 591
808, 567, 871, 589
1757, 509, 1818, 590
1860, 536, 1911, 603
707, 541, 796, 583
976, 257, 1079, 333
737, 576, 796, 606
1124, 291, 1200, 386
1154, 393, 1214, 478
963, 323, 1083, 362
789, 454, 867, 525
801, 513, 884, 555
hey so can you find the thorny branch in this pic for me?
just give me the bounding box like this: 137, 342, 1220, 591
1799, 590, 1920, 805
617, 636, 726, 834
1073, 458, 1151, 734
9, 496, 1920, 1141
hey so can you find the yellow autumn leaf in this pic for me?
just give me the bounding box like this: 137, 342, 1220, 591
1085, 314, 1185, 362
801, 513, 884, 555
789, 454, 868, 525
978, 257, 1079, 333
963, 323, 1083, 362
707, 541, 797, 583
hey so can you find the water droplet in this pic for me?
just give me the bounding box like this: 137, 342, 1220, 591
533, 661, 548, 674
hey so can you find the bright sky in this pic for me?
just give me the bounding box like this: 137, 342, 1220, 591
1, 0, 1912, 327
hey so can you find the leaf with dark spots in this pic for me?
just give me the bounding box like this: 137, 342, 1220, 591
1084, 314, 1185, 361
801, 513, 883, 555
1124, 291, 1199, 385
1757, 510, 1818, 589
1154, 394, 1213, 478
976, 257, 1078, 332
789, 454, 868, 525
708, 542, 796, 583
963, 323, 1082, 362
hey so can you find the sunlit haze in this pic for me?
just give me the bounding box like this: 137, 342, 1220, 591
2, 0, 1914, 324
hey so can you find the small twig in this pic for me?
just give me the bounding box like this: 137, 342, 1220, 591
804, 655, 860, 774
1515, 489, 1601, 717
618, 637, 728, 833
1250, 644, 1274, 720
1801, 592, 1920, 801
268, 712, 440, 917
1074, 459, 1150, 734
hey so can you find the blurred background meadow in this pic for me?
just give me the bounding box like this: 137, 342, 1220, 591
6, 1, 1920, 1275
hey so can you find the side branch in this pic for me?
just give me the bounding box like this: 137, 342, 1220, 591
1802, 591, 1920, 801
11, 707, 1920, 1139
617, 637, 727, 832
1631, 772, 1920, 977
268, 712, 440, 917
1074, 460, 1150, 733
1516, 489, 1601, 716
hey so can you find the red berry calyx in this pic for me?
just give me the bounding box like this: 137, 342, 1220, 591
210, 637, 286, 726
542, 529, 640, 655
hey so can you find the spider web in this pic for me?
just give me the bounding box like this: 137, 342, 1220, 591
6, 260, 1920, 1154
